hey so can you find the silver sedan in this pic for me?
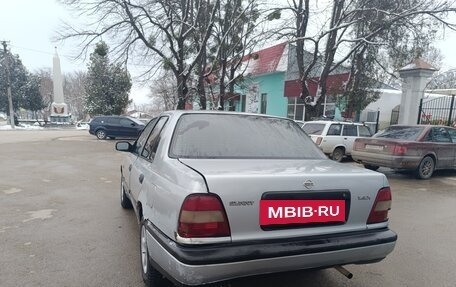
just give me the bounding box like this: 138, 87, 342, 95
116, 111, 397, 287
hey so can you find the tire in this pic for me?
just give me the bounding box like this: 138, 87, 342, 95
331, 147, 345, 162
120, 180, 132, 209
364, 164, 380, 171
140, 221, 171, 287
415, 156, 435, 180
96, 129, 107, 140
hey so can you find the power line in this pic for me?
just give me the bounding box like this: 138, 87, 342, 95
9, 44, 74, 59
8, 43, 155, 68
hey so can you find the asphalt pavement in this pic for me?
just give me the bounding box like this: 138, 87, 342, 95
0, 129, 455, 287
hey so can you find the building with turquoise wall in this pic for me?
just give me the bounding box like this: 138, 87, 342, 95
233, 72, 288, 117
218, 42, 354, 121
224, 42, 290, 117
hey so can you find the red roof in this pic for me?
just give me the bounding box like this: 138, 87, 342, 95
244, 42, 287, 76
284, 73, 350, 97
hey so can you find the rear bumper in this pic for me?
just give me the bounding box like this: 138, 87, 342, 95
145, 221, 397, 286
352, 151, 421, 169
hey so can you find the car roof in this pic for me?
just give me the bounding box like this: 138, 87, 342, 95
390, 124, 450, 128
93, 115, 124, 118
303, 120, 365, 126
160, 110, 293, 121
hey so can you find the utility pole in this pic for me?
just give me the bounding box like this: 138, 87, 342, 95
2, 41, 15, 129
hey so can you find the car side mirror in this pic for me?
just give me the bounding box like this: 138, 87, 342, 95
116, 141, 132, 152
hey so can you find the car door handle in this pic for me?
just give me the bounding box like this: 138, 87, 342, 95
129, 164, 132, 171
139, 174, 144, 184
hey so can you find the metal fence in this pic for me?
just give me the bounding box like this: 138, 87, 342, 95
418, 95, 456, 126
390, 106, 400, 125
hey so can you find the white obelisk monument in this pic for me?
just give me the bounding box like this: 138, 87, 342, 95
50, 47, 69, 123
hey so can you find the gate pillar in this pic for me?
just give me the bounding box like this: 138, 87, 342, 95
399, 59, 437, 125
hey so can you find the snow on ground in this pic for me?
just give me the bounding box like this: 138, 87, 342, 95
75, 122, 90, 130
0, 121, 90, 131
0, 123, 44, 130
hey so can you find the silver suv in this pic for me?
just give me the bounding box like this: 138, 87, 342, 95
302, 120, 373, 162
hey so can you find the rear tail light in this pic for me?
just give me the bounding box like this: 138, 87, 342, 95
315, 137, 323, 145
353, 140, 363, 150
367, 187, 392, 224
393, 145, 407, 155
178, 194, 231, 238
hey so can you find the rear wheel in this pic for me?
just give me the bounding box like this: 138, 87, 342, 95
415, 156, 435, 179
140, 221, 171, 287
331, 147, 345, 162
96, 129, 107, 140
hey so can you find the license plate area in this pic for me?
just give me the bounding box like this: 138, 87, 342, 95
365, 144, 384, 151
260, 190, 350, 230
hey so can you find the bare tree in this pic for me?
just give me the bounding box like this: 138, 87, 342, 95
58, 0, 220, 110
149, 70, 179, 111
427, 68, 456, 90
34, 68, 53, 119
272, 0, 456, 119
206, 0, 262, 110
63, 71, 87, 120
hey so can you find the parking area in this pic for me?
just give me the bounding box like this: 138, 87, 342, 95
1, 130, 455, 287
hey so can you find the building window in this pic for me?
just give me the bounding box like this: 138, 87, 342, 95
260, 93, 267, 114
287, 97, 305, 121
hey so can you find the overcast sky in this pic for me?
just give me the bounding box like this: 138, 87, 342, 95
2, 0, 456, 105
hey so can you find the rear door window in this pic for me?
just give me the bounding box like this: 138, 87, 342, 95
430, 127, 452, 143
120, 118, 134, 127
107, 117, 120, 125
327, 124, 342, 136
135, 118, 158, 154
447, 128, 456, 142
342, 125, 357, 136
358, 126, 372, 137
141, 117, 169, 160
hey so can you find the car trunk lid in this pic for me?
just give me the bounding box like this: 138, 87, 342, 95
354, 138, 410, 155
179, 158, 388, 242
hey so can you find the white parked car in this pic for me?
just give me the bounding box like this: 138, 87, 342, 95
116, 111, 396, 287
302, 120, 373, 162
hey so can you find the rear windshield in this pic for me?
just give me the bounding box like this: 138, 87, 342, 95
302, 123, 326, 135
170, 114, 325, 159
374, 126, 425, 140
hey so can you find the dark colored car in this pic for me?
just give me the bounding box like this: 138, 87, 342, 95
89, 115, 145, 140
352, 125, 456, 179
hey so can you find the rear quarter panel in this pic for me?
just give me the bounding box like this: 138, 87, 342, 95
320, 135, 344, 154
134, 113, 208, 241
138, 157, 208, 240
